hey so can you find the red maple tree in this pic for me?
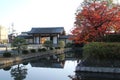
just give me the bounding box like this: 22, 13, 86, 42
71, 1, 120, 43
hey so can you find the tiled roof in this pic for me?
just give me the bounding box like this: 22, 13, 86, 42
59, 35, 72, 39
28, 27, 64, 34
17, 35, 32, 39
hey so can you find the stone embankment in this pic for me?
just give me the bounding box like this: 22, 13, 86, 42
0, 49, 65, 69
76, 66, 120, 73
76, 62, 120, 73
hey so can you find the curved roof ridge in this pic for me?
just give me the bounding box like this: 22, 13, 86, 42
29, 27, 64, 34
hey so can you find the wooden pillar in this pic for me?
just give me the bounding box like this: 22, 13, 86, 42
39, 34, 41, 44
50, 34, 53, 43
57, 34, 59, 44
65, 39, 67, 44
33, 34, 34, 44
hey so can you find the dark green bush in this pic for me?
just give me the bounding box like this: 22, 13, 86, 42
22, 50, 29, 54
38, 48, 47, 52
83, 42, 120, 60
55, 47, 60, 49
104, 34, 120, 42
3, 52, 12, 57
11, 49, 16, 51
22, 62, 29, 65
30, 49, 36, 53
65, 42, 73, 48
38, 48, 42, 52
41, 48, 47, 51
55, 47, 57, 49
50, 47, 54, 50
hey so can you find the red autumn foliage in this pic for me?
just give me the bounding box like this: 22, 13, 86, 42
71, 1, 120, 43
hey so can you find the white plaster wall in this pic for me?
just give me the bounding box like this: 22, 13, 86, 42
45, 37, 50, 41
36, 37, 39, 44
53, 36, 57, 44
34, 37, 39, 44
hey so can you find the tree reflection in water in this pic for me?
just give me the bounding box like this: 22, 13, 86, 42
68, 75, 80, 80
10, 64, 27, 80
3, 66, 11, 71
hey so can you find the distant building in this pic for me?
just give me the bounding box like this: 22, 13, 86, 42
17, 32, 33, 44
8, 33, 17, 43
0, 26, 8, 43
18, 27, 73, 45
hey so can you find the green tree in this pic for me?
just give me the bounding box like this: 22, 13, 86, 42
58, 40, 65, 48
12, 38, 26, 54
43, 40, 53, 49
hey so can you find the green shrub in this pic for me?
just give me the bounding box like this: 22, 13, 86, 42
41, 48, 47, 51
38, 48, 42, 52
83, 42, 120, 60
22, 62, 29, 65
55, 47, 58, 49
38, 48, 47, 52
43, 40, 53, 49
3, 52, 12, 57
65, 42, 72, 48
58, 40, 65, 48
55, 47, 60, 49
30, 49, 36, 53
11, 48, 16, 51
22, 50, 29, 54
104, 34, 120, 42
50, 47, 54, 50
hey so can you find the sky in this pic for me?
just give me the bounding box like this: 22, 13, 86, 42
0, 0, 83, 34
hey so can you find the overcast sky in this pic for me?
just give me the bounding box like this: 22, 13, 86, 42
0, 0, 83, 34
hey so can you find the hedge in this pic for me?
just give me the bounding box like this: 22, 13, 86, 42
22, 50, 29, 54
3, 52, 12, 57
38, 48, 47, 52
83, 42, 120, 60
104, 34, 120, 42
30, 49, 36, 53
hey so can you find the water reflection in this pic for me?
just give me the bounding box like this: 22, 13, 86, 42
11, 64, 27, 80
0, 56, 77, 80
30, 58, 65, 69
69, 71, 120, 80
3, 66, 11, 71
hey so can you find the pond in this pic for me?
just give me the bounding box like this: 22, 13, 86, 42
0, 58, 78, 80
74, 72, 120, 80
1, 56, 119, 80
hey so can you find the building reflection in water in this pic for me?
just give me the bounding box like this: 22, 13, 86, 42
30, 58, 65, 69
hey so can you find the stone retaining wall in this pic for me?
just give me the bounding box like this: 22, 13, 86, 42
0, 49, 65, 68
76, 66, 120, 73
